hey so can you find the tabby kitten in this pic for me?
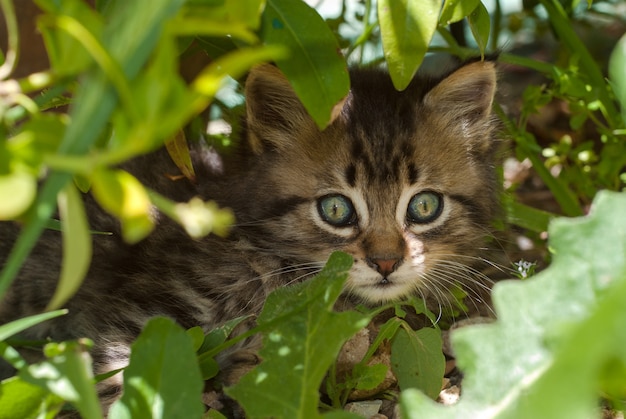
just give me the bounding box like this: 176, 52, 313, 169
0, 59, 500, 412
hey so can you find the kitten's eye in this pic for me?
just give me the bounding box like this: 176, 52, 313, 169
407, 191, 443, 224
317, 194, 356, 227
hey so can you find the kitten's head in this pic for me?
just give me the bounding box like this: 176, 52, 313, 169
238, 60, 500, 304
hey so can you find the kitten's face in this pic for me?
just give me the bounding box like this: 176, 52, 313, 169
241, 62, 499, 304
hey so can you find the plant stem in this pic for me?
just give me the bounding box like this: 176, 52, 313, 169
0, 0, 19, 80
538, 0, 620, 128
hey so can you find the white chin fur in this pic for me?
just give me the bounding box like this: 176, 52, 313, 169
350, 279, 415, 303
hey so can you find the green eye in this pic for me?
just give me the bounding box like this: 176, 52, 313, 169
407, 191, 443, 224
317, 194, 356, 227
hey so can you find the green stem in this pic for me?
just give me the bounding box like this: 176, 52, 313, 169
494, 103, 583, 217
38, 15, 140, 122
0, 0, 18, 79
538, 0, 620, 128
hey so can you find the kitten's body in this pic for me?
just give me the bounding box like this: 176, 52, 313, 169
0, 60, 501, 410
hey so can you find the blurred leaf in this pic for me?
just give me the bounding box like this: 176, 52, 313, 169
0, 376, 63, 419
227, 252, 370, 418
177, 0, 265, 42
108, 317, 204, 419
0, 0, 186, 303
467, 2, 490, 58
20, 340, 103, 419
400, 191, 626, 418
187, 326, 205, 352
0, 310, 67, 342
165, 130, 196, 182
504, 196, 555, 233
260, 0, 349, 128
0, 170, 36, 220
35, 0, 103, 75
11, 114, 68, 159
45, 184, 92, 311
91, 169, 153, 243
609, 33, 626, 122
378, 0, 439, 91
195, 36, 239, 59
440, 0, 480, 24
391, 326, 444, 399
193, 45, 287, 98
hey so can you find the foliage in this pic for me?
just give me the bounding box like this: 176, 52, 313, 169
400, 190, 626, 418
226, 252, 369, 418
0, 0, 625, 418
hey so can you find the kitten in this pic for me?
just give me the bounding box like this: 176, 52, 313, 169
0, 59, 500, 412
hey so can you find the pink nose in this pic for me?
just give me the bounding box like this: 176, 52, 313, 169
369, 258, 400, 276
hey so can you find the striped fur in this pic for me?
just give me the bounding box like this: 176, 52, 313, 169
0, 60, 502, 414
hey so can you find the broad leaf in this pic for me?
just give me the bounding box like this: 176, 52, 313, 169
400, 191, 626, 418
391, 326, 444, 399
0, 376, 63, 419
226, 252, 371, 418
378, 0, 439, 91
108, 317, 204, 419
260, 0, 349, 128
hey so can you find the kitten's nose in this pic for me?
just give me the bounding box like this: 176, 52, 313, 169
367, 258, 401, 277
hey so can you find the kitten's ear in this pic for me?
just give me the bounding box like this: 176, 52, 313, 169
244, 64, 317, 154
423, 60, 497, 136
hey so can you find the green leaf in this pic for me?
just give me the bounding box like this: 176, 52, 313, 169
192, 45, 287, 103
172, 0, 264, 43
0, 170, 36, 220
400, 191, 626, 418
20, 340, 103, 419
260, 0, 349, 128
0, 310, 67, 342
467, 2, 490, 58
378, 0, 440, 91
108, 317, 204, 419
439, 0, 480, 24
198, 315, 250, 354
91, 169, 154, 243
187, 326, 205, 352
46, 184, 92, 310
609, 33, 626, 122
35, 0, 104, 75
226, 252, 371, 418
0, 376, 63, 419
503, 195, 555, 233
538, 0, 620, 127
391, 326, 444, 400
351, 363, 388, 391
0, 0, 186, 305
196, 315, 250, 380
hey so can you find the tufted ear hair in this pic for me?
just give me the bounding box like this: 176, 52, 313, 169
244, 64, 318, 155
423, 60, 497, 140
